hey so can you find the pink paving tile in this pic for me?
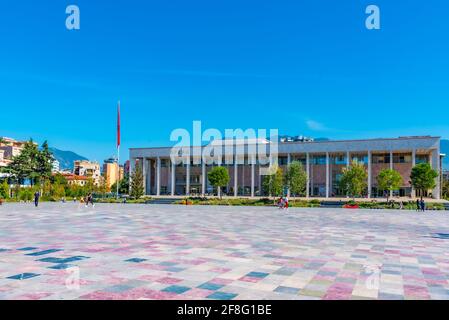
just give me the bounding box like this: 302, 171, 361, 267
12, 292, 53, 300
314, 275, 335, 282
210, 278, 234, 285
156, 277, 183, 284
404, 285, 430, 298
239, 276, 262, 283
138, 275, 161, 282
209, 267, 232, 273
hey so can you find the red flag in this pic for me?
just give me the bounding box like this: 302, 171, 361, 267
117, 101, 121, 148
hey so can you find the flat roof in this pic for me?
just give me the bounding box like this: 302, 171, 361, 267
130, 136, 440, 150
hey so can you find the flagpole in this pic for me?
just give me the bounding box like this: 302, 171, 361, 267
117, 100, 121, 200
117, 144, 120, 200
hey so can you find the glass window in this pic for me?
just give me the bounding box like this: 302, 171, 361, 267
416, 155, 429, 164
393, 154, 412, 164
372, 154, 390, 164
312, 156, 326, 165
333, 155, 346, 165
278, 157, 288, 165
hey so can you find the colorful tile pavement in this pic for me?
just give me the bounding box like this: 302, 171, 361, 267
1, 203, 449, 300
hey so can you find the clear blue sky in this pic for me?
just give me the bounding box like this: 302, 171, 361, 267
1, 0, 448, 163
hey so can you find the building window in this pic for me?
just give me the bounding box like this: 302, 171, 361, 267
333, 155, 346, 165
312, 156, 326, 165
372, 154, 390, 164
393, 154, 412, 164
278, 157, 288, 165
351, 154, 368, 164
416, 155, 429, 164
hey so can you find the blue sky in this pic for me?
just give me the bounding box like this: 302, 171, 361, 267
1, 0, 448, 163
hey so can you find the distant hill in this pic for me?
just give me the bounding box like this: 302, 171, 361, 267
49, 148, 88, 171
442, 139, 449, 170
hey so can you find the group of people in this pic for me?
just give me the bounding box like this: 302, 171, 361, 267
416, 199, 426, 212
277, 196, 289, 209
82, 193, 95, 207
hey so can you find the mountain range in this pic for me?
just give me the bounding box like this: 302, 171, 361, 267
49, 148, 88, 171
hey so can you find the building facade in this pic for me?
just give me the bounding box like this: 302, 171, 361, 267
0, 137, 29, 167
62, 173, 89, 186
73, 160, 101, 186
103, 157, 120, 190
129, 136, 443, 199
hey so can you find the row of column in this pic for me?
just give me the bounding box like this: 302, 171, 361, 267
131, 148, 440, 199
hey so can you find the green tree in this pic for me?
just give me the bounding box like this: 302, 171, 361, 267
377, 169, 403, 201
410, 163, 438, 200
36, 141, 54, 184
51, 173, 68, 186
443, 179, 449, 200
263, 166, 284, 199
0, 180, 9, 199
112, 175, 130, 195
6, 139, 39, 185
207, 166, 230, 198
339, 161, 368, 200
130, 164, 144, 199
285, 161, 307, 197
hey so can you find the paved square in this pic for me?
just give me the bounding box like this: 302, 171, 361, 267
1, 203, 449, 300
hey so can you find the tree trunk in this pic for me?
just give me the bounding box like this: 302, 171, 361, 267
218, 187, 221, 199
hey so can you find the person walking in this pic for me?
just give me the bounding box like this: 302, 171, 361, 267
89, 193, 95, 207
284, 196, 289, 210
34, 191, 40, 207
420, 199, 426, 212
416, 199, 420, 212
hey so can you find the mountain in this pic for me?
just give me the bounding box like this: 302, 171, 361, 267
49, 148, 88, 171
442, 139, 449, 170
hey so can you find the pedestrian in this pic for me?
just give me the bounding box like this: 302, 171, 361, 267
277, 197, 283, 209
89, 193, 95, 207
399, 201, 403, 210
284, 196, 289, 210
416, 199, 420, 212
420, 199, 425, 212
34, 191, 40, 207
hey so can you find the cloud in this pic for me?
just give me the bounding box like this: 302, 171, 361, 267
306, 120, 329, 132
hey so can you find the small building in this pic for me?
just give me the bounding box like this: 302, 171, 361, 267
73, 160, 101, 186
62, 174, 89, 186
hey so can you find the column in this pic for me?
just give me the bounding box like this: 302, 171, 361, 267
432, 148, 441, 200
201, 161, 206, 196
326, 152, 330, 198
129, 158, 135, 194
287, 154, 292, 197
156, 157, 161, 196
251, 156, 255, 198
234, 158, 238, 197
411, 149, 416, 198
142, 158, 147, 195
390, 151, 394, 198
347, 151, 350, 167
186, 161, 191, 196
148, 159, 152, 195
306, 153, 310, 198
368, 151, 372, 199
171, 160, 175, 196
